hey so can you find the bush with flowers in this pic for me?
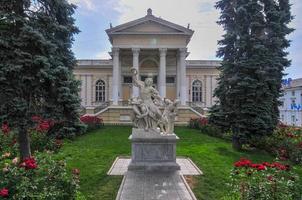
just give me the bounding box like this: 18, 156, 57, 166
252, 123, 302, 165
227, 158, 300, 200
0, 152, 80, 199
0, 120, 81, 199
188, 117, 228, 139
80, 115, 104, 132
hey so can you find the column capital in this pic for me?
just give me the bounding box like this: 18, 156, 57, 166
159, 48, 167, 56
132, 48, 140, 56
112, 47, 120, 56
178, 48, 187, 56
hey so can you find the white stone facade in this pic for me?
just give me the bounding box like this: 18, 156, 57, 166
73, 9, 220, 115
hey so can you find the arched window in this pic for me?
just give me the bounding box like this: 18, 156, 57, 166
192, 80, 202, 102
95, 80, 105, 102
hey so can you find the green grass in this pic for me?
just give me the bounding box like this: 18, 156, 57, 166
56, 126, 302, 200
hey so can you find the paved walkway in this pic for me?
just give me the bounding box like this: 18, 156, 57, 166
116, 171, 197, 200
108, 157, 203, 176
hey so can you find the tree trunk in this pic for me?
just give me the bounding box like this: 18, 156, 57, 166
232, 135, 242, 150
18, 127, 31, 160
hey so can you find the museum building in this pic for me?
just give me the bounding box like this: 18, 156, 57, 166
74, 9, 220, 124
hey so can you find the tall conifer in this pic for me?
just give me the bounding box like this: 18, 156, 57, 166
210, 0, 293, 149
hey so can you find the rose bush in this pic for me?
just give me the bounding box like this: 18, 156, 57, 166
0, 153, 79, 200
253, 124, 302, 164
188, 117, 228, 139
228, 158, 300, 200
80, 115, 104, 131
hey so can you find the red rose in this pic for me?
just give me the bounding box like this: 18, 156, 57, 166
20, 157, 38, 170
257, 165, 266, 171
0, 188, 9, 198
1, 122, 10, 135
234, 158, 252, 168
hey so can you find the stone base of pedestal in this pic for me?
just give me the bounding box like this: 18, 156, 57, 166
128, 128, 180, 172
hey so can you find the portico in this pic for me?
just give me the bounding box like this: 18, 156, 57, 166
110, 46, 188, 105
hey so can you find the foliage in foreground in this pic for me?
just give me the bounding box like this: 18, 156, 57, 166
0, 124, 80, 199
0, 153, 79, 199
228, 158, 300, 200
0, 0, 83, 159
210, 0, 294, 149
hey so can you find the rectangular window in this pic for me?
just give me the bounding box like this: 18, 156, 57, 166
141, 75, 157, 84
292, 90, 295, 96
166, 76, 175, 84
123, 76, 132, 84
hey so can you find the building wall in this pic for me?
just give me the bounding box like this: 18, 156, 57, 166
73, 60, 220, 112
279, 87, 302, 126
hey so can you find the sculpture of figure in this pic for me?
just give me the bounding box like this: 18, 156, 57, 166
160, 99, 179, 134
130, 67, 178, 134
131, 68, 162, 130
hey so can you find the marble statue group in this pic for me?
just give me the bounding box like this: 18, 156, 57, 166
129, 67, 178, 134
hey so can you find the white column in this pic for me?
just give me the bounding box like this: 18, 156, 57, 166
179, 48, 187, 106
176, 54, 181, 99
159, 48, 167, 97
86, 75, 92, 106
132, 48, 140, 97
80, 75, 86, 106
112, 47, 120, 105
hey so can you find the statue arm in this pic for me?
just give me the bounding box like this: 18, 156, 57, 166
131, 68, 144, 88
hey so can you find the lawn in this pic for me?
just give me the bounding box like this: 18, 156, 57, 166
55, 126, 302, 200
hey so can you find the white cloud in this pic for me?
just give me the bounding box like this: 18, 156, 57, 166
68, 0, 95, 11
95, 50, 111, 59
112, 0, 223, 60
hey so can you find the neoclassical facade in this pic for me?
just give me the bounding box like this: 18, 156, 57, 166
74, 9, 220, 124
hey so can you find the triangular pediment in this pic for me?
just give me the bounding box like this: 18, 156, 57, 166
116, 20, 183, 34
106, 13, 194, 36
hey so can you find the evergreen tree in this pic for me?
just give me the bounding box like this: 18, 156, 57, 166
210, 0, 293, 149
0, 0, 84, 159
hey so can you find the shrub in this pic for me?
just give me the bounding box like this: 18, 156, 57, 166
227, 158, 300, 200
188, 117, 228, 140
252, 125, 302, 164
80, 115, 104, 131
0, 152, 79, 199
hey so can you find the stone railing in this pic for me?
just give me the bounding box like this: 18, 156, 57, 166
77, 59, 112, 66
186, 60, 221, 67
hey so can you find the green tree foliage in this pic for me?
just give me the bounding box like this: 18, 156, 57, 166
0, 0, 85, 159
210, 0, 293, 149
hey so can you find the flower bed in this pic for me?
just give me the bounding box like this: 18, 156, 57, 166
0, 120, 80, 199
228, 158, 300, 200
80, 115, 104, 131
188, 117, 229, 140
0, 153, 79, 199
254, 123, 302, 164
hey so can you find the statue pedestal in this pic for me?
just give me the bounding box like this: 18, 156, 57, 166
128, 128, 180, 171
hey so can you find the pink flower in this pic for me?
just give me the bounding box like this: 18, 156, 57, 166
12, 157, 19, 165
0, 188, 9, 198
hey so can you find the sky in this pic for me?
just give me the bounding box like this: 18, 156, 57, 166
68, 0, 302, 79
